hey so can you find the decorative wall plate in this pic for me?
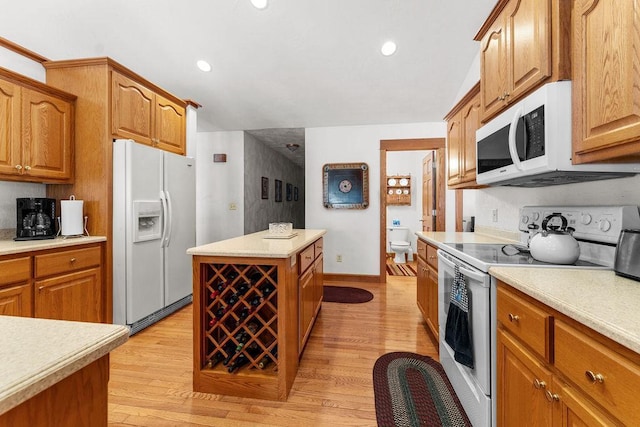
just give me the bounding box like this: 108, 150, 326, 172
387, 178, 397, 186
395, 189, 402, 195
323, 163, 369, 209
399, 178, 409, 186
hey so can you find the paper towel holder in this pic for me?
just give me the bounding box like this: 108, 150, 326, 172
57, 195, 90, 238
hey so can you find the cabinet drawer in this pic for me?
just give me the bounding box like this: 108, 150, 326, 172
497, 285, 552, 361
555, 320, 640, 426
426, 244, 438, 269
0, 257, 31, 286
314, 238, 323, 257
417, 239, 427, 261
298, 244, 315, 274
34, 246, 101, 278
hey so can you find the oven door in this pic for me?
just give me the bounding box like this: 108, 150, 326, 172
438, 249, 492, 426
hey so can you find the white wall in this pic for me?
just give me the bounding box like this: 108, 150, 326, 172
195, 131, 245, 245
305, 122, 446, 276
386, 150, 428, 256
0, 47, 47, 230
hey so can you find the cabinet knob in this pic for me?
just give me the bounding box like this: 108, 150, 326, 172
533, 379, 546, 389
24, 165, 31, 171
508, 313, 520, 322
545, 390, 559, 402
15, 165, 22, 170
70, 257, 77, 263
585, 370, 605, 384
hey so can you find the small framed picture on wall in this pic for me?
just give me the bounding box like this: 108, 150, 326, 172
261, 177, 269, 199
286, 183, 293, 201
275, 179, 282, 202
294, 186, 298, 201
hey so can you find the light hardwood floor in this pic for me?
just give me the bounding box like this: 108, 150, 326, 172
108, 275, 438, 426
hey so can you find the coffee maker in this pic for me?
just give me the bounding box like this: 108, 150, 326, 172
15, 198, 57, 240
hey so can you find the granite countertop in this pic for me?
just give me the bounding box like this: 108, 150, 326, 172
0, 316, 129, 415
0, 236, 107, 257
187, 229, 326, 258
415, 231, 519, 247
490, 267, 640, 354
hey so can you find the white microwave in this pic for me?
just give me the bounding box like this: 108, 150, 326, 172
475, 81, 640, 187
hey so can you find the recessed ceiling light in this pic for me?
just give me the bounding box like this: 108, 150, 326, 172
196, 60, 212, 72
381, 41, 397, 56
251, 0, 268, 9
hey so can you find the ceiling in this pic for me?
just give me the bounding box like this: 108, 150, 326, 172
2, 0, 496, 164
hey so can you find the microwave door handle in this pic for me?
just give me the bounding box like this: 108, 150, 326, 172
508, 107, 524, 170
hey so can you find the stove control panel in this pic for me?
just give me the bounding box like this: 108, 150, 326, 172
519, 206, 640, 244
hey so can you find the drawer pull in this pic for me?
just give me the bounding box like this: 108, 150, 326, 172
585, 370, 605, 384
305, 256, 312, 260
508, 313, 520, 322
545, 390, 559, 402
70, 257, 77, 263
533, 379, 546, 389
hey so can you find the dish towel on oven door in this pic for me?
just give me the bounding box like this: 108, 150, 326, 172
445, 265, 474, 368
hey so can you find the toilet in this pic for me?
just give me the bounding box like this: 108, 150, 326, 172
387, 226, 413, 264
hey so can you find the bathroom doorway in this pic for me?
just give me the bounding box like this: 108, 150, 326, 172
379, 138, 446, 282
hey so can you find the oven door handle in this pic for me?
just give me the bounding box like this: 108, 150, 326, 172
437, 251, 487, 283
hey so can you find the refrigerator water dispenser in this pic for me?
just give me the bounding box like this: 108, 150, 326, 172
133, 200, 162, 242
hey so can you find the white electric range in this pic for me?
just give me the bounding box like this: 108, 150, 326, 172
437, 205, 640, 427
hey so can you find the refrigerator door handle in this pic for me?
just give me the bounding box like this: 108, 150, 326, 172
164, 190, 174, 247
160, 190, 169, 248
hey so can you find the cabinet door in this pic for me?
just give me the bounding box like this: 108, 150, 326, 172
552, 379, 621, 427
298, 267, 314, 355
460, 92, 481, 184
34, 267, 102, 323
111, 72, 154, 145
481, 14, 508, 120
506, 0, 551, 101
497, 329, 553, 427
154, 94, 186, 155
0, 284, 32, 317
426, 265, 439, 342
446, 114, 462, 185
416, 257, 428, 320
21, 87, 73, 181
0, 79, 21, 177
313, 254, 323, 315
572, 0, 640, 163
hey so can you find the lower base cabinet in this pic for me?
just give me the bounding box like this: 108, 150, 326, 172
416, 239, 438, 343
34, 267, 102, 322
0, 283, 32, 317
497, 281, 637, 426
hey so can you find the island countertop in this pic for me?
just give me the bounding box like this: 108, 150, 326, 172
187, 229, 326, 258
0, 316, 129, 415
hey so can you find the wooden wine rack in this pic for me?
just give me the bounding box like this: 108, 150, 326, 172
201, 263, 279, 373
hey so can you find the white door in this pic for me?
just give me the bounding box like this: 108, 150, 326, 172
163, 151, 195, 306
126, 141, 164, 324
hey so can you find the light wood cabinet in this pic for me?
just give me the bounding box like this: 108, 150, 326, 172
385, 175, 411, 205
445, 83, 483, 189
0, 68, 75, 183
0, 243, 105, 323
475, 0, 570, 122
416, 239, 438, 343
45, 58, 189, 323
572, 0, 640, 164
112, 72, 186, 154
299, 239, 323, 355
497, 282, 638, 426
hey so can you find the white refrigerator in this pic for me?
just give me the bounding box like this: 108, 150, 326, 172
112, 139, 195, 334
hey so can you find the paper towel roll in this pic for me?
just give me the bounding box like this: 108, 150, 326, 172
61, 196, 84, 236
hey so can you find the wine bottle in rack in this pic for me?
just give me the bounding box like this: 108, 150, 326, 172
208, 306, 226, 327
227, 347, 262, 373
258, 345, 278, 369
249, 271, 263, 285
209, 280, 227, 299
260, 282, 276, 298
235, 322, 259, 352
214, 341, 237, 367
225, 270, 239, 283
236, 306, 253, 325
206, 351, 225, 369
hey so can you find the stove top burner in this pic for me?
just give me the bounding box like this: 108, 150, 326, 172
442, 243, 607, 269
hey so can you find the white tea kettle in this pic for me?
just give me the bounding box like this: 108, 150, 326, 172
529, 213, 580, 264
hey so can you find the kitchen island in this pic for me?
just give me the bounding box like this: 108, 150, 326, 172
187, 229, 325, 401
0, 316, 128, 427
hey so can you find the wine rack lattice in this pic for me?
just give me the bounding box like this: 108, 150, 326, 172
201, 263, 278, 374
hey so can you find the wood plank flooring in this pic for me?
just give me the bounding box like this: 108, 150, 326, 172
108, 275, 438, 426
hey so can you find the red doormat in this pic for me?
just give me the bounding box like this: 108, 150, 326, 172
386, 262, 417, 277
373, 352, 471, 427
323, 286, 373, 303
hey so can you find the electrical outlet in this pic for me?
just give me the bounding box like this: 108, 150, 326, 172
336, 254, 342, 262
229, 203, 237, 210
492, 209, 498, 222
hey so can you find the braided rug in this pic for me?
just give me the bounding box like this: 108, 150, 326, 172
373, 352, 471, 427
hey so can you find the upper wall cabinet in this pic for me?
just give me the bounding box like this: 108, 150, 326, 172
476, 0, 570, 122
0, 68, 75, 183
572, 0, 640, 164
445, 82, 483, 189
112, 72, 186, 155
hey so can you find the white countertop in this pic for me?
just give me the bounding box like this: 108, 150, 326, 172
415, 231, 519, 247
187, 229, 326, 258
0, 236, 106, 257
490, 267, 640, 354
0, 316, 129, 415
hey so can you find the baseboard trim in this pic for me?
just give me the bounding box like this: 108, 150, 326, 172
323, 273, 381, 283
